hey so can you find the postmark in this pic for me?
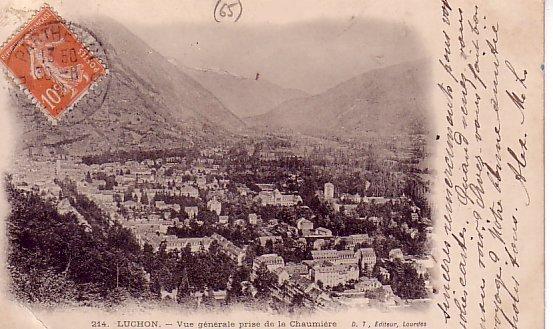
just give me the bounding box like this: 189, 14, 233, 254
0, 4, 108, 122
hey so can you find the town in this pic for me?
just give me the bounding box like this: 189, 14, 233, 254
9, 141, 434, 310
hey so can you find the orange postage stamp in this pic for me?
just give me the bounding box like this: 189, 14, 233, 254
0, 4, 107, 121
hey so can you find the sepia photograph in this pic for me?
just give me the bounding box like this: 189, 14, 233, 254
0, 1, 544, 328
3, 2, 433, 313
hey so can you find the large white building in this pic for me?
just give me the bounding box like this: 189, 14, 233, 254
253, 253, 285, 272
257, 189, 302, 206
311, 249, 358, 265
311, 263, 359, 288
164, 235, 213, 252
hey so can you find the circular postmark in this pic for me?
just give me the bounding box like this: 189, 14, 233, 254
62, 22, 111, 124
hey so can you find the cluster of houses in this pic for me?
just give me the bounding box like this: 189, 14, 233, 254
251, 246, 375, 291
10, 155, 434, 308
250, 245, 398, 307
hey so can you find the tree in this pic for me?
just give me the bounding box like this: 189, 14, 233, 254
265, 240, 274, 254
85, 171, 92, 183
290, 294, 304, 311
333, 283, 345, 292
197, 210, 218, 224
253, 263, 277, 298
123, 188, 133, 202
388, 260, 427, 300
177, 267, 191, 303
226, 273, 242, 304
5, 182, 149, 306
335, 239, 347, 251
140, 192, 149, 205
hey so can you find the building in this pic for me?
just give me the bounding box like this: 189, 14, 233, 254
284, 263, 309, 278
211, 233, 246, 265
302, 226, 333, 238
355, 277, 382, 291
155, 200, 181, 212
164, 235, 213, 252
310, 262, 359, 288
378, 267, 391, 281
253, 254, 285, 272
207, 198, 222, 215
273, 222, 299, 237
218, 215, 229, 224
91, 192, 113, 204
181, 185, 199, 198
297, 219, 332, 238
324, 182, 335, 200
184, 206, 199, 219
274, 267, 290, 285
256, 183, 276, 191
337, 234, 371, 250
411, 261, 428, 278
248, 213, 258, 225
340, 204, 358, 215
127, 222, 168, 236
368, 216, 383, 227
258, 235, 283, 247
297, 218, 314, 232
389, 248, 404, 261
313, 239, 327, 250
362, 196, 388, 204
356, 248, 377, 274
257, 189, 302, 206
311, 250, 358, 265
286, 276, 330, 308
196, 176, 207, 188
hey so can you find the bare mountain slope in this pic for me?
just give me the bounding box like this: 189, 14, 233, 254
14, 17, 245, 155
180, 66, 309, 118
92, 17, 245, 131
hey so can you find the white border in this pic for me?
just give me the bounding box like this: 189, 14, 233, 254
545, 0, 551, 327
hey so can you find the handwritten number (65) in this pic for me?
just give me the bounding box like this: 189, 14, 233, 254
220, 3, 237, 17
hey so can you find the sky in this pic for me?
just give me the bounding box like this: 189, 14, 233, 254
133, 19, 427, 94
1, 0, 433, 94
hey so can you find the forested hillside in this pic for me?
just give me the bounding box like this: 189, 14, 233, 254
5, 181, 262, 307
6, 182, 149, 306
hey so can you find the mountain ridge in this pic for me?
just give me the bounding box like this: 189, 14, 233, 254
178, 64, 310, 118
245, 59, 431, 138
14, 16, 247, 156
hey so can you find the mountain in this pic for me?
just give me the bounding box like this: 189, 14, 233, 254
14, 16, 245, 156
245, 60, 431, 138
178, 66, 309, 118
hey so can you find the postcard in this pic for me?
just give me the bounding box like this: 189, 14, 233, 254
0, 0, 544, 328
